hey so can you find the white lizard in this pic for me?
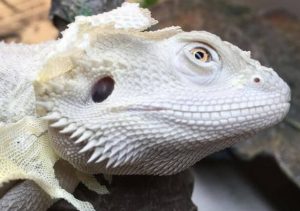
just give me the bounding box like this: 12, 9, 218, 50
0, 3, 291, 211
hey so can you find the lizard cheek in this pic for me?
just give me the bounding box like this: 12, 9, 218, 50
91, 76, 115, 103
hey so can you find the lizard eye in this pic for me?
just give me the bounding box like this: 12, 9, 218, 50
183, 43, 219, 66
174, 42, 221, 85
190, 47, 211, 62
91, 76, 114, 103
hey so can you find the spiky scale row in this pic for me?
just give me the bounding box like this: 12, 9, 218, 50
79, 140, 98, 153
75, 131, 93, 144
70, 127, 86, 139
44, 113, 110, 165
96, 154, 107, 164
44, 111, 144, 169
43, 111, 147, 170
51, 118, 68, 128
87, 148, 103, 163
60, 123, 77, 134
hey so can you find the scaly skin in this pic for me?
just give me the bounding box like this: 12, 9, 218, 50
0, 160, 79, 211
0, 3, 290, 211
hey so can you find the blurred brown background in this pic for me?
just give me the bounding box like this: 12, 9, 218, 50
0, 0, 299, 43
0, 0, 57, 43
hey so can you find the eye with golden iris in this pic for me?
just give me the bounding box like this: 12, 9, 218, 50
190, 47, 211, 62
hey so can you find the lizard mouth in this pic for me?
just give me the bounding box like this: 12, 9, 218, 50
125, 91, 291, 114
126, 101, 290, 114
125, 100, 290, 127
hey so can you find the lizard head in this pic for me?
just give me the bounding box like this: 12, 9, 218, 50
34, 3, 290, 175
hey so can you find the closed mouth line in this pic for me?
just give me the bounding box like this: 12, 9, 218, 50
126, 102, 290, 113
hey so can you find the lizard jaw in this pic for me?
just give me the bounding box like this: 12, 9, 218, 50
39, 96, 289, 173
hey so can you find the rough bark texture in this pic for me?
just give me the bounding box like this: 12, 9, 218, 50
50, 171, 196, 211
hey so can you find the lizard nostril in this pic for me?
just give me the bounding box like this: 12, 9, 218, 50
253, 77, 261, 83
91, 76, 114, 103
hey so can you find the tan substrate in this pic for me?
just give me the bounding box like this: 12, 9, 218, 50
0, 0, 58, 43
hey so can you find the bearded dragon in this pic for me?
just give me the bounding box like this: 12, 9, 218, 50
0, 3, 291, 211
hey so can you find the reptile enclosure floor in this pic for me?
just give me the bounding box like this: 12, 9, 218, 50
0, 0, 57, 43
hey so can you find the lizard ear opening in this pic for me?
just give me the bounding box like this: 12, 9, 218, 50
91, 76, 115, 103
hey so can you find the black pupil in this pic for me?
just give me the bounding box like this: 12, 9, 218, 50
195, 51, 204, 60
91, 77, 114, 103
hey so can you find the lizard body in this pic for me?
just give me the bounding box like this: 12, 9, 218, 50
0, 3, 290, 211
